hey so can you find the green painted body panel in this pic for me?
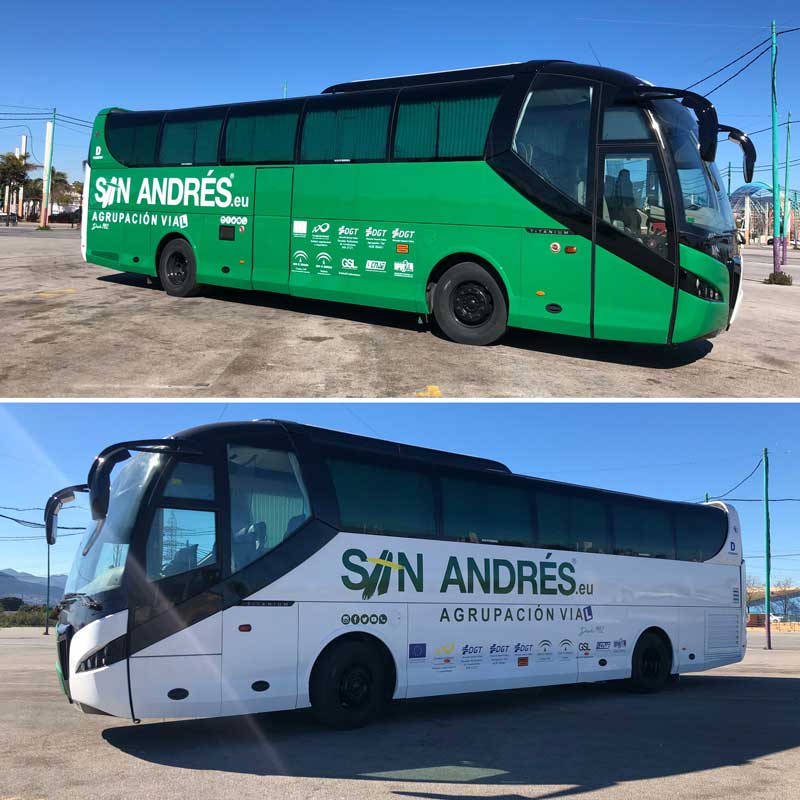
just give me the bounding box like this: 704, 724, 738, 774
85, 112, 733, 344
671, 245, 730, 342
593, 247, 673, 343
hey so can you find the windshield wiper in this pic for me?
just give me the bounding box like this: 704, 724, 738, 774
61, 592, 103, 611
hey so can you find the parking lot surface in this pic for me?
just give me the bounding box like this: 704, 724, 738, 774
2, 626, 799, 800
0, 225, 798, 397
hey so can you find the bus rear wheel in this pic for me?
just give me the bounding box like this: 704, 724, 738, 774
628, 631, 672, 693
310, 640, 386, 730
432, 261, 508, 345
158, 238, 200, 298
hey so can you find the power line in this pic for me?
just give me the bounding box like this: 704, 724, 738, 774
0, 512, 84, 530
55, 113, 92, 125
686, 36, 771, 90
710, 458, 763, 499
705, 46, 772, 96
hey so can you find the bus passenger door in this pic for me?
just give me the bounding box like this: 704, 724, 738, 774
128, 460, 224, 719
252, 167, 294, 294
592, 147, 676, 343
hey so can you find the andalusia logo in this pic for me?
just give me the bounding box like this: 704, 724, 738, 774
341, 548, 423, 600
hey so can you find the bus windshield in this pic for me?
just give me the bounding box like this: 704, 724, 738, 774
64, 452, 162, 597
654, 99, 735, 236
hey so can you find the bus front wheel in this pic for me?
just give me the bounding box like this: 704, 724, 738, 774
158, 238, 200, 298
310, 640, 386, 730
433, 262, 508, 346
628, 631, 672, 693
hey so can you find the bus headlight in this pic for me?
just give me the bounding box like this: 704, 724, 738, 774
76, 635, 127, 673
680, 269, 724, 303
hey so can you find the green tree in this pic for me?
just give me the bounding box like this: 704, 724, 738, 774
0, 152, 34, 214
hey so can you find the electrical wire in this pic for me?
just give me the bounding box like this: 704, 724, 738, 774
0, 512, 84, 530
708, 458, 763, 499
685, 36, 771, 90
705, 46, 772, 96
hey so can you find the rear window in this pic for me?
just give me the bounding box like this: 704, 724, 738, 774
105, 111, 163, 166
159, 109, 225, 165
675, 504, 728, 562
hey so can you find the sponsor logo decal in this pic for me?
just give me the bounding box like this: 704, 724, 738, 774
94, 171, 243, 211
596, 641, 611, 651
517, 656, 529, 667
341, 549, 590, 600
396, 243, 409, 254
293, 220, 308, 236
291, 250, 309, 272
313, 222, 330, 234
408, 643, 427, 659
341, 257, 358, 271
613, 638, 627, 651
393, 259, 414, 277
341, 613, 387, 626
392, 227, 415, 241
365, 259, 387, 272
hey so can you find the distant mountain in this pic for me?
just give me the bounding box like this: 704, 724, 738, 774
0, 569, 67, 604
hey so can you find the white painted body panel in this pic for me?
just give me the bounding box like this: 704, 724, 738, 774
74, 504, 745, 720
68, 610, 130, 718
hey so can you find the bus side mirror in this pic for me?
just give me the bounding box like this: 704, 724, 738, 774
719, 125, 756, 184
44, 486, 86, 545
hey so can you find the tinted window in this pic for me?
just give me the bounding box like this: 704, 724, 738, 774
513, 75, 593, 206
224, 103, 299, 163
612, 500, 675, 559
145, 508, 217, 580
441, 475, 533, 545
159, 109, 225, 165
228, 445, 310, 572
675, 504, 727, 562
301, 95, 392, 162
394, 83, 503, 160
328, 456, 435, 536
534, 487, 610, 553
163, 461, 214, 501
602, 106, 651, 140
105, 111, 163, 166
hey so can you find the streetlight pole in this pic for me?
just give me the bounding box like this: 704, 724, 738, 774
727, 161, 732, 196
782, 111, 791, 264
771, 20, 781, 274
764, 447, 771, 650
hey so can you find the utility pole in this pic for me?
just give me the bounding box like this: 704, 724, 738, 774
44, 536, 51, 635
40, 109, 55, 228
794, 190, 799, 248
764, 447, 772, 650
782, 111, 791, 264
770, 20, 781, 274
283, 80, 288, 99
19, 134, 26, 221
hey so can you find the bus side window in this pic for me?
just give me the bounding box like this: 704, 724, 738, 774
568, 493, 611, 554
611, 499, 675, 559
300, 95, 393, 162
534, 488, 575, 552
512, 75, 593, 207
393, 82, 504, 161
602, 106, 652, 141
144, 460, 219, 582
224, 103, 300, 164
227, 445, 311, 573
326, 456, 436, 538
159, 108, 225, 166
105, 111, 163, 166
440, 475, 533, 546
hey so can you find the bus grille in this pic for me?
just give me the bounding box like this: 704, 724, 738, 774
57, 624, 72, 680
727, 257, 742, 321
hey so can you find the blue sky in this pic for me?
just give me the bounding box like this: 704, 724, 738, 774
0, 402, 797, 586
1, 0, 799, 189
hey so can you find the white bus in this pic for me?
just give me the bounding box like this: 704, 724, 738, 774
46, 420, 745, 729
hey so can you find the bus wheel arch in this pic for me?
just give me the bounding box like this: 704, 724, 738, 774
628, 626, 675, 693
308, 632, 397, 729
155, 233, 201, 297
427, 254, 510, 346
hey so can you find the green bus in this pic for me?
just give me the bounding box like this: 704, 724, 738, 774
82, 60, 756, 346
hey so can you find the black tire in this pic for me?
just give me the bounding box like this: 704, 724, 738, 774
628, 632, 672, 693
158, 238, 200, 297
432, 261, 508, 345
310, 641, 386, 730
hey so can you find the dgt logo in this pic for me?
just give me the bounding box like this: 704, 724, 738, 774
341, 548, 423, 600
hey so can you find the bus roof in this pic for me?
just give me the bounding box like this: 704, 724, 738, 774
321, 59, 644, 94
173, 419, 512, 474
